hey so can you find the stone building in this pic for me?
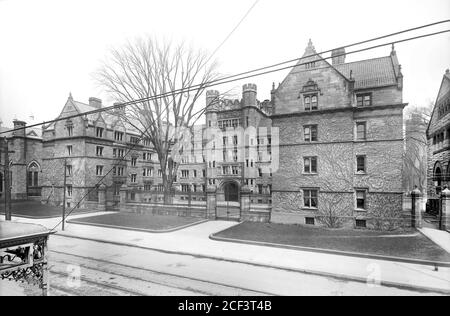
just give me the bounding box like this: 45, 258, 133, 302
426, 69, 450, 198
2, 40, 408, 229
204, 84, 274, 219
270, 40, 406, 229
0, 120, 44, 200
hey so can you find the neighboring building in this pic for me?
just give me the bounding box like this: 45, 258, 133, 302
426, 69, 450, 198
270, 40, 406, 229
0, 120, 44, 200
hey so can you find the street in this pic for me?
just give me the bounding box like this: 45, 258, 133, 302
2, 234, 445, 296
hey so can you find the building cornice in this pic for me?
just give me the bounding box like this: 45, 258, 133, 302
271, 103, 408, 119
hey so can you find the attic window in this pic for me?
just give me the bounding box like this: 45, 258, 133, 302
357, 93, 372, 107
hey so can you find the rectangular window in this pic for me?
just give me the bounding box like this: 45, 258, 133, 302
143, 168, 152, 177
66, 165, 73, 176
96, 146, 103, 157
96, 165, 103, 176
305, 217, 315, 225
303, 189, 318, 208
66, 185, 73, 197
181, 170, 189, 178
232, 166, 239, 175
130, 192, 136, 201
193, 170, 197, 178
356, 219, 367, 228
356, 190, 366, 210
356, 122, 367, 140
131, 174, 137, 183
258, 168, 263, 177
96, 127, 104, 138
67, 125, 73, 137
356, 93, 372, 107
356, 155, 366, 173
131, 157, 137, 167
304, 94, 318, 111
158, 169, 162, 177
130, 136, 140, 144
67, 145, 73, 156
304, 157, 318, 174
114, 131, 123, 141
304, 125, 318, 142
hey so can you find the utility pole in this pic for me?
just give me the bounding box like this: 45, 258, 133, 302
3, 137, 11, 220
62, 158, 67, 231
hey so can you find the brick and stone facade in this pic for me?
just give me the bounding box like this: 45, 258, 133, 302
426, 69, 450, 198
270, 40, 406, 230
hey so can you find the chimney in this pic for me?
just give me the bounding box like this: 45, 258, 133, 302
89, 97, 102, 109
113, 102, 125, 116
242, 83, 257, 107
13, 120, 26, 137
331, 47, 346, 65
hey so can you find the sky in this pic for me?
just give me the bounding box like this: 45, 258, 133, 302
0, 0, 449, 128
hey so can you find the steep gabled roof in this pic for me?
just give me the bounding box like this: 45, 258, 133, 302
427, 70, 450, 135
334, 56, 398, 89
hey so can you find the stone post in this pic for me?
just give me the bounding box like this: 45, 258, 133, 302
119, 185, 128, 211
240, 186, 251, 221
206, 186, 216, 219
98, 184, 106, 211
440, 188, 450, 231
411, 187, 422, 228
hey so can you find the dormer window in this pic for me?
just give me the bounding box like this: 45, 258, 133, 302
357, 93, 372, 107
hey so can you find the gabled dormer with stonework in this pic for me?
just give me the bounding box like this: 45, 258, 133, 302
273, 39, 353, 115
272, 41, 405, 116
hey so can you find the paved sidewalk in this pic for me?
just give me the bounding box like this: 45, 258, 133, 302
420, 228, 450, 253
2, 214, 450, 294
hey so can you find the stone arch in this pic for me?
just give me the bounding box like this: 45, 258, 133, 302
27, 160, 41, 189
27, 160, 41, 171
220, 180, 240, 202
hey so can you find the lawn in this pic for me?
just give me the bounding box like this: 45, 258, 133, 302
213, 222, 450, 263
0, 200, 94, 218
67, 212, 205, 232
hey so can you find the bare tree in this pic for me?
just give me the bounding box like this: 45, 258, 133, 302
403, 103, 432, 193
94, 37, 221, 203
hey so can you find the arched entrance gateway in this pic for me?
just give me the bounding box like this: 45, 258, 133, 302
224, 181, 239, 202
216, 180, 241, 220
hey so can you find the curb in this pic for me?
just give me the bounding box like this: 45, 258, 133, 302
66, 218, 209, 233
209, 230, 450, 268
53, 232, 450, 295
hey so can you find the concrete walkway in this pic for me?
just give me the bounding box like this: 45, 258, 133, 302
420, 228, 450, 253
2, 213, 450, 294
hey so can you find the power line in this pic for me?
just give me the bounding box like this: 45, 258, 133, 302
205, 0, 260, 65
1, 20, 449, 135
